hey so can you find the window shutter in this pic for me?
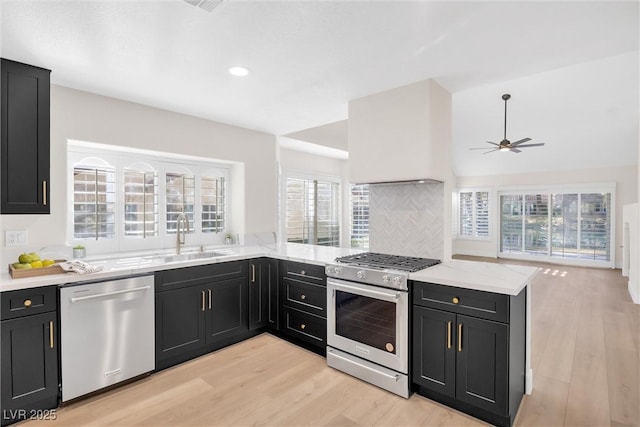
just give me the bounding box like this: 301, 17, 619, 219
201, 176, 225, 233
73, 167, 116, 240
124, 170, 158, 238
166, 173, 195, 234
475, 191, 489, 237
350, 184, 369, 249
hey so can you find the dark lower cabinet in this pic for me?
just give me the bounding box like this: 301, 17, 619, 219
1, 58, 51, 214
248, 258, 278, 331
155, 261, 250, 370
278, 260, 327, 354
412, 281, 525, 427
1, 287, 58, 426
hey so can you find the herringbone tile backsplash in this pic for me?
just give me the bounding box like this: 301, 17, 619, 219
369, 182, 444, 259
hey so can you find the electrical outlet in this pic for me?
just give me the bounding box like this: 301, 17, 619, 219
5, 230, 28, 247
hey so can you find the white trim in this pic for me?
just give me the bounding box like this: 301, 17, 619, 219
628, 280, 639, 304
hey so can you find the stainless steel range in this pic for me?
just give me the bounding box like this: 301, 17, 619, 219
325, 252, 440, 398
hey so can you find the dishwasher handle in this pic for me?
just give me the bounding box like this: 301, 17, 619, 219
70, 285, 151, 303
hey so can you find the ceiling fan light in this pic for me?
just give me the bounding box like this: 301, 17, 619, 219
499, 146, 510, 152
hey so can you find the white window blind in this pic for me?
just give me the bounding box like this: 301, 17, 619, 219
500, 191, 611, 262
286, 177, 340, 247
73, 167, 116, 240
458, 190, 489, 238
124, 169, 158, 238
166, 173, 195, 234
201, 176, 225, 233
350, 184, 369, 249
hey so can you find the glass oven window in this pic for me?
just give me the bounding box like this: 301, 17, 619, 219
335, 290, 397, 354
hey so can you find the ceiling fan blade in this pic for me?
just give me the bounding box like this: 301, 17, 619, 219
510, 137, 531, 146
510, 148, 522, 153
516, 143, 545, 148
470, 147, 492, 150
486, 141, 500, 147
483, 149, 497, 154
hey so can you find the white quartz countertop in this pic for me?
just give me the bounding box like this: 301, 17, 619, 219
2, 245, 537, 296
0, 243, 363, 292
409, 259, 539, 296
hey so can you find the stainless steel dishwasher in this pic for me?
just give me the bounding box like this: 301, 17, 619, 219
59, 274, 154, 402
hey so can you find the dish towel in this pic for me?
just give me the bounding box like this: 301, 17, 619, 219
59, 260, 104, 274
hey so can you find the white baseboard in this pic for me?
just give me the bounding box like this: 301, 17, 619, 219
452, 249, 497, 258
628, 280, 640, 304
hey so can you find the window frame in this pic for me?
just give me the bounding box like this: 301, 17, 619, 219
68, 141, 231, 254
349, 183, 370, 249
282, 170, 342, 247
455, 188, 491, 241
496, 182, 616, 268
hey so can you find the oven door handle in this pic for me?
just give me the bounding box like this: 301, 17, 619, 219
329, 280, 402, 302
327, 349, 400, 382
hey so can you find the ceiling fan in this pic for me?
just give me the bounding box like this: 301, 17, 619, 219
470, 94, 545, 154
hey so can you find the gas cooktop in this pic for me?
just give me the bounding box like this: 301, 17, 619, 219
334, 252, 440, 273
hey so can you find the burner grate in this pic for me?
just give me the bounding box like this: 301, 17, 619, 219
335, 252, 440, 272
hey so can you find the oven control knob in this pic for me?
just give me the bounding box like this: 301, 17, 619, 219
333, 266, 342, 275
392, 276, 402, 286
357, 270, 366, 279
382, 275, 391, 283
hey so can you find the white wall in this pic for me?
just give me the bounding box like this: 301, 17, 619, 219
277, 145, 349, 246
622, 203, 638, 303
1, 85, 277, 264
453, 165, 637, 268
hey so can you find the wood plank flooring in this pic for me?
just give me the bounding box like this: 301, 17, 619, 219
21, 258, 639, 426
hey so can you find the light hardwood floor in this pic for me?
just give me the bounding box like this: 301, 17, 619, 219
22, 259, 639, 426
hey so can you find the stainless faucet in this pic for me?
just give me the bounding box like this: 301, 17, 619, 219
176, 212, 190, 254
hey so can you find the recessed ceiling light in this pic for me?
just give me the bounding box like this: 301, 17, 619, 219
228, 66, 250, 77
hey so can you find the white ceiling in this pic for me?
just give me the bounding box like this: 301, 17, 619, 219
1, 1, 638, 176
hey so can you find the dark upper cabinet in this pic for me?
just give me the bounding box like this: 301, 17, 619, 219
1, 286, 58, 426
1, 58, 51, 214
248, 258, 278, 331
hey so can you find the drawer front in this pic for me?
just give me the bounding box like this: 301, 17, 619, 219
282, 306, 326, 349
156, 260, 247, 292
282, 261, 325, 283
282, 277, 326, 318
412, 281, 509, 323
1, 286, 57, 320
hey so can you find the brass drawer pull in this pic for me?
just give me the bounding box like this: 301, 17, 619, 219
300, 294, 306, 300
251, 264, 256, 283
201, 291, 206, 312
49, 320, 54, 349
208, 289, 212, 310
300, 324, 306, 330
43, 181, 47, 206
452, 297, 460, 304
300, 270, 306, 275
23, 299, 32, 307
447, 321, 452, 349
458, 323, 463, 352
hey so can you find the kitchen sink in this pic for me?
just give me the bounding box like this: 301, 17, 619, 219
160, 250, 235, 263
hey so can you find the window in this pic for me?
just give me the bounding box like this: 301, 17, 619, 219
457, 190, 489, 238
201, 176, 225, 233
73, 166, 116, 240
68, 140, 230, 252
350, 184, 369, 249
500, 190, 612, 263
124, 168, 158, 238
165, 172, 195, 234
286, 176, 340, 247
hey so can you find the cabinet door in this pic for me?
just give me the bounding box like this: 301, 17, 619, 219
1, 59, 50, 214
266, 259, 279, 330
155, 286, 206, 362
248, 260, 269, 330
1, 312, 58, 420
205, 277, 247, 344
412, 306, 456, 398
456, 314, 509, 415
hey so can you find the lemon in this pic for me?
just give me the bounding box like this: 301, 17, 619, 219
13, 263, 32, 269
30, 260, 43, 268
29, 252, 40, 262
42, 259, 55, 267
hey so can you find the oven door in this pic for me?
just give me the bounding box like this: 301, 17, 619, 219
327, 278, 408, 374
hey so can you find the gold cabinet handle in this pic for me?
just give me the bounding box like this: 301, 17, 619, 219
49, 320, 54, 349
458, 323, 463, 352
23, 299, 32, 307
208, 289, 212, 310
43, 181, 47, 206
251, 264, 256, 283
447, 321, 452, 349
452, 297, 460, 304
300, 270, 306, 275
300, 324, 306, 330
201, 291, 206, 312
301, 294, 306, 300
